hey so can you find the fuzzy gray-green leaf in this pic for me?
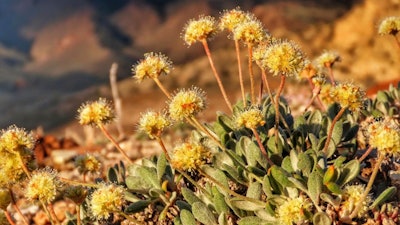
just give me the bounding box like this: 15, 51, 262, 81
308, 170, 322, 205
180, 209, 196, 225
157, 153, 167, 180
371, 186, 397, 208
337, 159, 360, 187
313, 212, 332, 225
212, 186, 229, 214
137, 166, 160, 189
192, 201, 217, 225
246, 181, 262, 199
181, 187, 201, 205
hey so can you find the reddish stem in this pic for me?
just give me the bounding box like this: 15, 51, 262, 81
235, 40, 246, 107
322, 107, 347, 157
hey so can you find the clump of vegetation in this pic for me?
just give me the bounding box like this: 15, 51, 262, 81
1, 8, 399, 225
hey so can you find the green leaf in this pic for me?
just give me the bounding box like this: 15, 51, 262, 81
246, 181, 262, 199
320, 193, 340, 208
246, 139, 262, 167
342, 125, 359, 142
107, 167, 119, 183
137, 166, 160, 189
337, 160, 360, 187
238, 217, 271, 225
281, 156, 294, 173
270, 165, 292, 188
125, 176, 152, 190
124, 200, 151, 214
229, 198, 265, 211
297, 152, 312, 176
176, 200, 192, 211
211, 186, 229, 214
262, 176, 273, 197
325, 182, 342, 195
180, 209, 196, 225
371, 186, 397, 208
331, 120, 343, 146
202, 166, 229, 195
192, 202, 217, 225
288, 177, 308, 193
313, 212, 332, 225
308, 170, 323, 205
308, 133, 319, 152
157, 153, 167, 180
181, 187, 201, 205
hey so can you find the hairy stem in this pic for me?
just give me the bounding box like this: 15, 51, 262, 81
235, 39, 246, 107
201, 39, 232, 112
156, 137, 171, 161
327, 66, 335, 86
322, 107, 347, 156
251, 128, 274, 166
350, 154, 385, 219
274, 75, 286, 146
260, 69, 274, 104
153, 77, 172, 99
393, 34, 400, 50
98, 124, 133, 164
9, 188, 29, 225
358, 146, 374, 163
247, 44, 256, 104
4, 210, 16, 225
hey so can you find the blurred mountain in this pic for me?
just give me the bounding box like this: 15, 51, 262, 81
0, 0, 398, 131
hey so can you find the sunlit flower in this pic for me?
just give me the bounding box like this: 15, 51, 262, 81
219, 8, 252, 32
315, 50, 341, 68
0, 151, 32, 188
378, 16, 400, 35
263, 40, 306, 77
168, 87, 206, 121
0, 125, 35, 154
368, 120, 400, 157
90, 183, 125, 220
235, 107, 265, 129
319, 83, 335, 105
171, 141, 211, 171
276, 195, 312, 225
233, 19, 267, 45
138, 110, 170, 139
331, 83, 365, 112
339, 184, 372, 219
75, 154, 102, 175
26, 168, 60, 203
132, 52, 172, 82
78, 98, 114, 126
182, 15, 218, 46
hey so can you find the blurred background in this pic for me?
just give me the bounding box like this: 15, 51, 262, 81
0, 0, 399, 131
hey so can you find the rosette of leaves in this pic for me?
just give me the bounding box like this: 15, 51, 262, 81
363, 82, 400, 118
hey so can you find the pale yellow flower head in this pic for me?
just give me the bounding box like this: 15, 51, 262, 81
315, 50, 341, 68
378, 16, 400, 35
331, 83, 365, 112
26, 168, 60, 203
368, 120, 400, 157
75, 154, 102, 175
182, 15, 218, 46
138, 110, 170, 139
132, 52, 172, 82
0, 151, 27, 188
339, 184, 372, 218
219, 8, 252, 32
263, 40, 306, 77
233, 19, 267, 45
171, 141, 211, 171
90, 183, 125, 220
78, 98, 114, 126
0, 125, 35, 154
319, 83, 335, 105
168, 87, 206, 121
235, 107, 265, 129
276, 195, 312, 225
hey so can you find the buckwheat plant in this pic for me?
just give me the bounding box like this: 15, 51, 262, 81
2, 7, 400, 225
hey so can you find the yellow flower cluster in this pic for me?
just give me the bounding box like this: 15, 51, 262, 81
378, 16, 400, 35
26, 168, 60, 203
232, 19, 267, 45
368, 120, 400, 157
315, 50, 341, 68
276, 195, 312, 225
132, 52, 172, 82
219, 8, 252, 32
90, 183, 125, 220
168, 87, 206, 121
138, 111, 170, 139
0, 125, 35, 154
262, 40, 306, 77
171, 141, 211, 171
339, 184, 371, 218
78, 98, 114, 126
235, 107, 265, 129
75, 154, 102, 175
331, 83, 365, 112
182, 15, 218, 45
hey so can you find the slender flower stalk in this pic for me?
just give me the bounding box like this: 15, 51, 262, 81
315, 51, 340, 86
201, 39, 233, 112
322, 106, 347, 156
4, 210, 16, 225
357, 146, 374, 163
235, 40, 247, 107
9, 188, 29, 225
182, 15, 232, 112
98, 124, 132, 164
274, 75, 286, 142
